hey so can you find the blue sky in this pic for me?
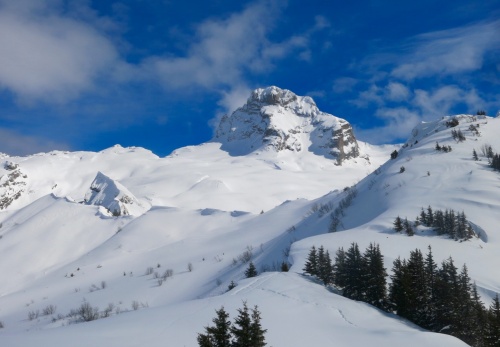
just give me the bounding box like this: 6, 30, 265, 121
0, 0, 498, 156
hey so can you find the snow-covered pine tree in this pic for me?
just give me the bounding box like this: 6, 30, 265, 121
343, 243, 363, 300
231, 302, 252, 347
197, 306, 232, 347
303, 246, 318, 276
333, 247, 347, 288
249, 306, 267, 347
393, 216, 404, 233
403, 218, 414, 236
485, 294, 500, 347
361, 243, 387, 309
245, 262, 258, 278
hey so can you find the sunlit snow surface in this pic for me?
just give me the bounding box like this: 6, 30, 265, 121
0, 114, 498, 346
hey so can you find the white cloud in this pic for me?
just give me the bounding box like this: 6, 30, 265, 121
0, 127, 70, 156
143, 1, 284, 91
413, 85, 485, 118
332, 77, 358, 94
356, 107, 421, 144
386, 82, 410, 101
0, 0, 120, 103
351, 84, 383, 108
355, 84, 491, 144
391, 20, 500, 80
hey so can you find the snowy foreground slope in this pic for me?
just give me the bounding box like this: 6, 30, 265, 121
0, 88, 495, 346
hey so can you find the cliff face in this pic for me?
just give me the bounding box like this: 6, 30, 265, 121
214, 86, 360, 164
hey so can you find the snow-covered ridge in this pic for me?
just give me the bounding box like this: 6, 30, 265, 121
214, 86, 361, 164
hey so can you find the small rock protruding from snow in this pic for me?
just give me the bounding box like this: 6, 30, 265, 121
4, 161, 19, 171
84, 172, 144, 216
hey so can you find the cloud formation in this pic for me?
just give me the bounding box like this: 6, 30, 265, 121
0, 127, 70, 156
391, 20, 500, 80
0, 0, 120, 103
142, 0, 326, 114
352, 19, 500, 144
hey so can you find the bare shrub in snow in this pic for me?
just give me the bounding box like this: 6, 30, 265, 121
101, 303, 114, 318
238, 245, 253, 264
77, 302, 99, 322
187, 262, 193, 272
145, 267, 154, 275
162, 269, 173, 280
27, 310, 39, 321
131, 300, 140, 311
42, 305, 57, 316
101, 281, 107, 289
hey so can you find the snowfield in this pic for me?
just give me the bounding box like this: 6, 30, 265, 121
0, 89, 498, 347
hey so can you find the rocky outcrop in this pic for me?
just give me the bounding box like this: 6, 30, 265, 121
214, 86, 360, 164
84, 172, 144, 216
0, 163, 27, 210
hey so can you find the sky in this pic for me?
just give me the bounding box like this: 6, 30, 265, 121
0, 0, 498, 156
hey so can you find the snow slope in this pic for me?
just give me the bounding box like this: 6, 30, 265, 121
0, 90, 494, 346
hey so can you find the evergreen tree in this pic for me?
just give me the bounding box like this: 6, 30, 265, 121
419, 208, 427, 226
249, 306, 267, 347
435, 142, 442, 151
227, 281, 237, 291
426, 206, 434, 226
393, 216, 404, 233
197, 307, 232, 347
473, 149, 479, 161
231, 302, 252, 347
389, 257, 410, 317
405, 249, 428, 326
197, 333, 213, 347
471, 284, 487, 346
422, 246, 438, 330
403, 218, 414, 236
454, 264, 476, 344
318, 250, 333, 285
333, 247, 347, 288
303, 246, 318, 276
390, 150, 398, 159
433, 210, 445, 234
361, 243, 387, 309
245, 262, 258, 278
434, 257, 459, 335
280, 261, 289, 272
343, 243, 364, 300
486, 294, 500, 347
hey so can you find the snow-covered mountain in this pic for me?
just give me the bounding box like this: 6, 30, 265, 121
0, 87, 497, 347
215, 86, 361, 163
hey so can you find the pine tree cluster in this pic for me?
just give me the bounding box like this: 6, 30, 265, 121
435, 142, 452, 153
417, 206, 475, 240
390, 248, 500, 347
303, 244, 500, 346
445, 117, 459, 127
303, 243, 387, 309
394, 206, 475, 241
393, 216, 414, 236
490, 153, 500, 171
197, 303, 267, 347
451, 129, 466, 142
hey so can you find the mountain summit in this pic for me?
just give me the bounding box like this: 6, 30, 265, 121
214, 86, 360, 164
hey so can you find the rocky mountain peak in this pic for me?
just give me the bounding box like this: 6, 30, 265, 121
214, 86, 361, 164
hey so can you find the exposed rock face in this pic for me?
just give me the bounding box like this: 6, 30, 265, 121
0, 164, 27, 210
84, 172, 144, 216
214, 86, 360, 164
